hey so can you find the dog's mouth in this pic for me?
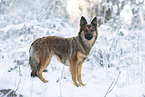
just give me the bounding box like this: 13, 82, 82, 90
85, 34, 93, 40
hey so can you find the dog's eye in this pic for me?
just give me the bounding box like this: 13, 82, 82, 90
84, 29, 88, 32
91, 29, 94, 32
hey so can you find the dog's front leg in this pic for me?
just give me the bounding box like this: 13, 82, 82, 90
77, 51, 86, 86
70, 61, 81, 87
77, 62, 86, 86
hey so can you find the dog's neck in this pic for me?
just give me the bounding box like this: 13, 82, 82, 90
75, 36, 92, 55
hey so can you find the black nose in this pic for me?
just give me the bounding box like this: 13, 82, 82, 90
85, 34, 93, 40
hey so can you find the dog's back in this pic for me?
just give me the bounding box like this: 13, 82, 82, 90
29, 36, 71, 76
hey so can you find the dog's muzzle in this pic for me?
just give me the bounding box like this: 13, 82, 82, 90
85, 34, 93, 40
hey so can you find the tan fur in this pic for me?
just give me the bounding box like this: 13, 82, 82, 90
29, 16, 98, 87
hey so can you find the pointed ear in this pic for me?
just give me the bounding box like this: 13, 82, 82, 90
80, 16, 87, 27
91, 17, 97, 27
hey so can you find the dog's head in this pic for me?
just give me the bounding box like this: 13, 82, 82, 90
79, 16, 98, 46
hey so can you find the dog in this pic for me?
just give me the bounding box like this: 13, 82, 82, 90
29, 16, 98, 87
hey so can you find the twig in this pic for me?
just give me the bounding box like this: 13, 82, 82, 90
58, 66, 65, 97
104, 71, 121, 97
3, 89, 13, 97
31, 77, 34, 97
15, 66, 22, 92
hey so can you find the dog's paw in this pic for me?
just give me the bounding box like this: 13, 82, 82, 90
81, 83, 86, 86
43, 80, 49, 83
74, 83, 81, 87
76, 84, 81, 87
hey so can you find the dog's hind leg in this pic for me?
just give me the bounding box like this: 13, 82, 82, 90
37, 54, 52, 83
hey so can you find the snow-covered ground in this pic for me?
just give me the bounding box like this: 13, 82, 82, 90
0, 0, 145, 97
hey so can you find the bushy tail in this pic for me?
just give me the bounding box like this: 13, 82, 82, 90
29, 45, 39, 77
29, 56, 39, 77
31, 72, 38, 77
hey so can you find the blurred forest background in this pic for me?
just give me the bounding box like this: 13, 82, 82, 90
0, 0, 145, 26
0, 0, 145, 97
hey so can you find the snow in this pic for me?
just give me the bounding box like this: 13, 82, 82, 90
1, 0, 145, 97
1, 57, 145, 97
